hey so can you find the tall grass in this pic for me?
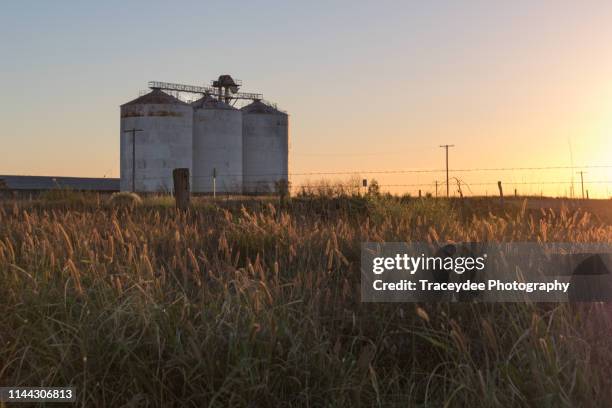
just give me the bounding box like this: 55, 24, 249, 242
0, 196, 611, 406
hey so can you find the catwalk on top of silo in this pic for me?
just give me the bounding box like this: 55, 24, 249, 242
191, 94, 243, 194
120, 89, 193, 192
241, 100, 289, 194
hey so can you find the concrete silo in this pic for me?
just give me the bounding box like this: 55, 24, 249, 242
191, 94, 242, 194
241, 100, 289, 193
120, 89, 193, 192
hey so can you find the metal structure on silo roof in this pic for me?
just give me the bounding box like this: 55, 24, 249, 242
120, 89, 193, 192
147, 77, 262, 105
191, 94, 243, 194
241, 100, 289, 194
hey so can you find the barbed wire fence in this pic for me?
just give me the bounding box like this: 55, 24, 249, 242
128, 165, 612, 198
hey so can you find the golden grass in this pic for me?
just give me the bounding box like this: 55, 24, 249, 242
0, 196, 611, 406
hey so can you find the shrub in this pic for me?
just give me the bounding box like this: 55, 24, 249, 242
109, 191, 142, 207
366, 179, 380, 196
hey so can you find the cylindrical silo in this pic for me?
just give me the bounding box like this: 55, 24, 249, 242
241, 100, 289, 194
191, 94, 243, 194
120, 89, 193, 193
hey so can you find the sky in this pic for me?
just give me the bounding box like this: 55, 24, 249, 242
0, 0, 611, 197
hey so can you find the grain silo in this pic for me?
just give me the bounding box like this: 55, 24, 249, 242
241, 100, 289, 193
120, 89, 193, 192
191, 94, 243, 194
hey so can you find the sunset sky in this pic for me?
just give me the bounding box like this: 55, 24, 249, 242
1, 1, 611, 197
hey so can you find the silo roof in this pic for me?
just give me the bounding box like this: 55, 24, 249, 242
241, 100, 287, 115
191, 94, 237, 110
121, 89, 188, 107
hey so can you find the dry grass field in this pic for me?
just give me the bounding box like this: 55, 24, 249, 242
0, 193, 611, 406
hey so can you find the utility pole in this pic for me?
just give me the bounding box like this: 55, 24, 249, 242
124, 128, 143, 192
439, 144, 454, 197
577, 171, 586, 199
435, 180, 438, 198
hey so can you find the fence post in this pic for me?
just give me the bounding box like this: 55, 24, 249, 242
497, 181, 504, 207
212, 167, 217, 199
173, 168, 190, 210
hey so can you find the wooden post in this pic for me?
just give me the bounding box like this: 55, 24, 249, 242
497, 181, 504, 207
277, 178, 290, 206
418, 189, 422, 198
514, 188, 517, 198
173, 168, 190, 210
586, 190, 589, 200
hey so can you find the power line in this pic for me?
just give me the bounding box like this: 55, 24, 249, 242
218, 164, 612, 177
293, 152, 410, 157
